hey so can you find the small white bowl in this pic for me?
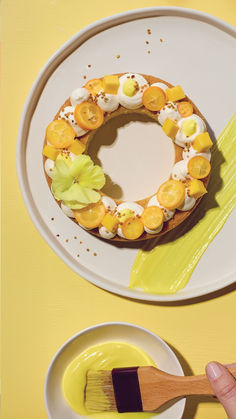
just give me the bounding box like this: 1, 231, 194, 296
45, 322, 186, 419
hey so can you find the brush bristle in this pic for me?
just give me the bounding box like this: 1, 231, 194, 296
85, 370, 117, 412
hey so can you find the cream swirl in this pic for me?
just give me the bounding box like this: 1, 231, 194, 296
118, 73, 148, 109
97, 91, 119, 112
59, 106, 88, 137
171, 160, 190, 181
70, 87, 89, 107
177, 191, 196, 211
158, 102, 181, 126
175, 114, 206, 148
147, 195, 175, 221
182, 145, 211, 161
99, 226, 116, 239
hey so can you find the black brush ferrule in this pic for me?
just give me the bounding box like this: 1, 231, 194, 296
112, 367, 143, 413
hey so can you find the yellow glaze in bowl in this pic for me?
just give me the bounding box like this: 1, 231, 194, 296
63, 341, 156, 418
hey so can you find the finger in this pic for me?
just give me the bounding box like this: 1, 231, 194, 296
206, 362, 236, 419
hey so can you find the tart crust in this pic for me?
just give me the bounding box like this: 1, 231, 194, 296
43, 74, 210, 241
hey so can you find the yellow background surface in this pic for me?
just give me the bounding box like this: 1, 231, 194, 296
1, 1, 236, 418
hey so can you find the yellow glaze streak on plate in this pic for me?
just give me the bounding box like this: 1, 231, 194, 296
130, 114, 236, 293
63, 342, 156, 418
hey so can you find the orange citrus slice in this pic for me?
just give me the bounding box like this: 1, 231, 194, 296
141, 206, 164, 230
74, 201, 106, 229
74, 102, 104, 130
177, 101, 193, 118
187, 156, 211, 179
46, 119, 75, 149
122, 217, 144, 240
85, 79, 103, 95
142, 86, 166, 111
157, 180, 185, 210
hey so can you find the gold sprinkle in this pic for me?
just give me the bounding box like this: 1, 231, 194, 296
86, 248, 90, 252
77, 254, 80, 257
74, 236, 77, 239
51, 217, 54, 221
83, 75, 87, 79
148, 50, 151, 54
65, 239, 69, 243
88, 64, 91, 68
93, 252, 97, 256
145, 41, 149, 44
116, 54, 120, 59
80, 241, 83, 244
56, 234, 60, 237
160, 38, 163, 42
147, 29, 151, 35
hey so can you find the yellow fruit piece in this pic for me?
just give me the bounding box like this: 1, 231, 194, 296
102, 75, 120, 94
42, 144, 59, 161
157, 180, 186, 210
122, 79, 138, 97
188, 156, 211, 179
141, 206, 164, 230
122, 217, 144, 240
46, 119, 75, 149
68, 140, 86, 155
101, 213, 119, 233
85, 79, 103, 95
117, 209, 134, 224
188, 179, 207, 199
192, 132, 213, 152
162, 118, 179, 140
166, 85, 186, 102
182, 119, 197, 137
74, 201, 105, 229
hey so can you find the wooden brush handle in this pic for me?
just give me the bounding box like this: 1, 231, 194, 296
138, 366, 236, 411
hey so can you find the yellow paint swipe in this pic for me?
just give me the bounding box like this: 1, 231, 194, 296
130, 113, 236, 294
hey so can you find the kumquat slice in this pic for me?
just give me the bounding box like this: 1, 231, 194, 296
177, 101, 193, 118
142, 86, 166, 111
74, 102, 104, 130
122, 217, 144, 240
187, 156, 211, 179
141, 206, 164, 230
74, 201, 106, 229
157, 180, 185, 210
46, 119, 75, 149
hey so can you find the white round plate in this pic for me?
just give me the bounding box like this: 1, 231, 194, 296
17, 7, 236, 302
44, 322, 185, 419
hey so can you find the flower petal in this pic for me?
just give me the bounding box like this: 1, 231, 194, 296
69, 155, 93, 178
79, 165, 105, 189
56, 183, 100, 204
52, 158, 73, 197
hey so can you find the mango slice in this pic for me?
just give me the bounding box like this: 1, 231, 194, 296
42, 144, 59, 161
101, 213, 119, 233
102, 75, 119, 94
162, 118, 179, 140
192, 132, 213, 153
188, 179, 207, 199
74, 201, 105, 229
68, 140, 86, 155
166, 85, 185, 102
122, 217, 144, 240
141, 206, 164, 230
157, 180, 186, 210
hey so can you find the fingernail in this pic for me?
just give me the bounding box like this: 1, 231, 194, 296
206, 362, 223, 380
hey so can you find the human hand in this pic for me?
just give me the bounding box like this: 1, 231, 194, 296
206, 362, 236, 418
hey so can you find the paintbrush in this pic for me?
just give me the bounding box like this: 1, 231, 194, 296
85, 366, 236, 412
